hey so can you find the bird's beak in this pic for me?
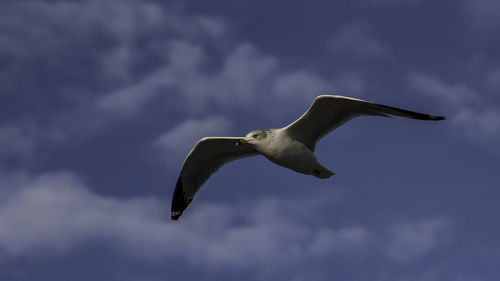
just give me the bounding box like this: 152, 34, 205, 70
236, 139, 248, 146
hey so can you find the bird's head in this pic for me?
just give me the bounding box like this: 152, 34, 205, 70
236, 130, 269, 146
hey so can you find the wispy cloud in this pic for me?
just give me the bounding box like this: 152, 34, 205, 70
329, 23, 391, 59
408, 73, 479, 107
461, 0, 500, 30
0, 123, 36, 162
486, 68, 500, 91
408, 72, 500, 140
1, 0, 356, 166
309, 227, 370, 257
0, 171, 368, 270
274, 70, 335, 101
0, 0, 232, 162
453, 109, 500, 139
363, 0, 424, 5
0, 170, 454, 267
384, 217, 452, 262
152, 116, 232, 166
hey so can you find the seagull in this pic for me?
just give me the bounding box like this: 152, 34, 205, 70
171, 95, 444, 220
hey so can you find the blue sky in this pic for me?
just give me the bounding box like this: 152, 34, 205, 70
0, 0, 499, 280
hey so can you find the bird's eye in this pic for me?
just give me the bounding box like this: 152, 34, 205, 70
253, 134, 258, 138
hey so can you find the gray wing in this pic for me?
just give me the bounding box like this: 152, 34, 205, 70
284, 95, 445, 151
171, 137, 258, 220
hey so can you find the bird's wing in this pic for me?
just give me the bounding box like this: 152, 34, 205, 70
284, 95, 445, 150
171, 137, 258, 220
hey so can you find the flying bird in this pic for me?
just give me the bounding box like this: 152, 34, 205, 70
171, 95, 444, 220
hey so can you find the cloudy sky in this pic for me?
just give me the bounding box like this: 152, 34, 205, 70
1, 0, 499, 280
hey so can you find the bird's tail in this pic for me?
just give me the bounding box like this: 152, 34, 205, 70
312, 164, 335, 179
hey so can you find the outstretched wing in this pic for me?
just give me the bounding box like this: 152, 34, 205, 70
284, 95, 445, 151
171, 137, 258, 220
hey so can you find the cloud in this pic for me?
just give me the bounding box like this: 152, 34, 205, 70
309, 227, 370, 257
486, 68, 500, 91
461, 0, 500, 30
0, 0, 159, 58
408, 72, 500, 140
384, 217, 452, 262
274, 71, 335, 100
153, 116, 232, 165
97, 41, 278, 114
408, 73, 479, 107
0, 123, 36, 162
0, 0, 365, 170
0, 171, 370, 271
357, 0, 424, 5
0, 1, 230, 151
453, 109, 500, 139
0, 0, 224, 59
329, 23, 391, 59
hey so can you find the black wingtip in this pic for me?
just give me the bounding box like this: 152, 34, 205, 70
171, 213, 181, 221
171, 177, 192, 221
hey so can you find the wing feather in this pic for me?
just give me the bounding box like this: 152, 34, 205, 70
171, 137, 258, 220
284, 95, 445, 150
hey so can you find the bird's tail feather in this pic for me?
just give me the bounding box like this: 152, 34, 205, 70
313, 164, 335, 179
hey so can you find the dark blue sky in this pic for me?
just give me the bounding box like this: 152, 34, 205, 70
1, 1, 499, 280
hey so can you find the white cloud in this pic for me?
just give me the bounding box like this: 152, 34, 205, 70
461, 0, 500, 29
0, 0, 223, 59
153, 116, 232, 165
0, 123, 36, 161
329, 23, 391, 59
0, 1, 154, 57
309, 227, 370, 256
0, 1, 230, 146
408, 72, 500, 140
0, 0, 363, 168
95, 66, 174, 114
274, 70, 334, 101
97, 41, 279, 114
408, 73, 479, 107
454, 109, 500, 139
167, 42, 280, 111
99, 45, 135, 81
363, 0, 423, 5
0, 171, 370, 269
385, 217, 451, 262
486, 68, 500, 91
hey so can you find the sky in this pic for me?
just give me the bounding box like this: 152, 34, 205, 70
0, 0, 499, 280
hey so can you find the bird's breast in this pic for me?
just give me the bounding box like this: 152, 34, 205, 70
260, 136, 318, 175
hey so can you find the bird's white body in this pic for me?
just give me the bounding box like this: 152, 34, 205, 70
250, 129, 333, 178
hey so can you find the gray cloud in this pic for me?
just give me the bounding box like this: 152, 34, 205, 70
461, 0, 500, 30
361, 0, 425, 5
274, 70, 335, 101
453, 109, 500, 139
0, 171, 370, 270
329, 23, 391, 59
0, 123, 37, 161
1, 0, 359, 167
0, 0, 232, 163
0, 0, 225, 59
408, 73, 479, 107
152, 116, 232, 166
486, 68, 500, 91
0, 169, 455, 272
309, 227, 370, 257
384, 217, 452, 263
408, 72, 500, 140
